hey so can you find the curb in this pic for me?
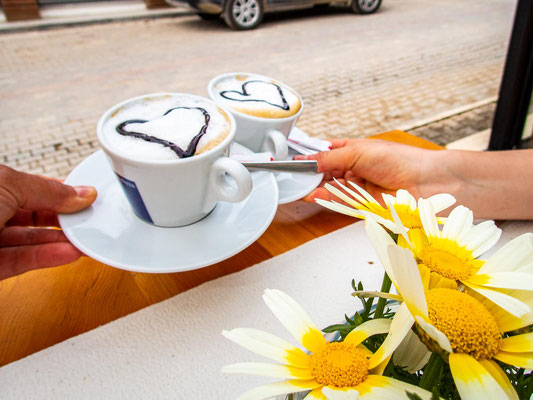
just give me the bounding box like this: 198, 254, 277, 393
0, 6, 193, 34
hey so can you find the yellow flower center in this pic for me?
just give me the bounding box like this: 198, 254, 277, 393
309, 342, 369, 388
378, 205, 422, 229
418, 238, 477, 280
426, 288, 501, 360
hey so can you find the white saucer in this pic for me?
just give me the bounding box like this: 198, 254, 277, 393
58, 150, 279, 273
278, 127, 324, 204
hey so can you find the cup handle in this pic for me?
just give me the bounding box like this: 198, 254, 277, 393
263, 130, 289, 161
208, 157, 253, 205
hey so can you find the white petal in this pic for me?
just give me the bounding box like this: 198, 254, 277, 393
357, 210, 400, 233
386, 245, 428, 318
344, 318, 392, 346
478, 359, 519, 400
364, 218, 397, 282
464, 282, 531, 318
369, 302, 415, 369
346, 180, 378, 205
388, 203, 411, 247
322, 386, 359, 400
415, 316, 452, 353
263, 289, 326, 353
221, 328, 309, 367
235, 379, 321, 400
460, 220, 502, 258
222, 362, 314, 379
418, 198, 439, 237
333, 178, 371, 207
449, 353, 508, 400
324, 183, 363, 209
441, 205, 473, 241
315, 199, 366, 218
427, 193, 456, 213
392, 330, 432, 373
469, 272, 533, 291
478, 233, 533, 274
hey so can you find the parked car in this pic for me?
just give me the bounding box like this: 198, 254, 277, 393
165, 0, 381, 30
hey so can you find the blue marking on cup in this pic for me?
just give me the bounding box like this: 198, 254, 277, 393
116, 174, 153, 224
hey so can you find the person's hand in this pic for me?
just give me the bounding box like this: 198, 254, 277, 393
0, 165, 97, 280
295, 138, 444, 204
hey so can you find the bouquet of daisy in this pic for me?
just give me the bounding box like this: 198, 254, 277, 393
222, 181, 533, 400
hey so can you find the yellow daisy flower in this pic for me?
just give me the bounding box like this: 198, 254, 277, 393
222, 289, 433, 400
377, 242, 533, 399
314, 180, 455, 234
399, 200, 533, 318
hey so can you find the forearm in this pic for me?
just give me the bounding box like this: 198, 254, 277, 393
425, 149, 533, 220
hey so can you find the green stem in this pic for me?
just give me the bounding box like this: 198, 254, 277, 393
374, 273, 392, 319
419, 353, 444, 391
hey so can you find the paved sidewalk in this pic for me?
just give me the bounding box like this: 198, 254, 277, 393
0, 0, 517, 179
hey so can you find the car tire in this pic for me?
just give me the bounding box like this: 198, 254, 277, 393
223, 0, 264, 30
351, 0, 381, 14
197, 12, 220, 20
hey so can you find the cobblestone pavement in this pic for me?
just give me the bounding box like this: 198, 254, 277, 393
0, 0, 516, 178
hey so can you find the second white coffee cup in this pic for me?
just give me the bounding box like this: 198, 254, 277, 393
97, 93, 253, 227
207, 72, 304, 161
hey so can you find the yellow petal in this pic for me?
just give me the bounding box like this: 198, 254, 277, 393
499, 332, 533, 353
357, 375, 433, 399
222, 362, 314, 380
478, 359, 519, 400
263, 289, 326, 353
344, 318, 392, 346
304, 388, 327, 400
368, 302, 414, 369
235, 379, 322, 400
493, 350, 533, 370
449, 353, 508, 400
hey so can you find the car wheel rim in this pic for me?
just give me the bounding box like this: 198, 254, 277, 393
357, 0, 378, 11
232, 0, 260, 27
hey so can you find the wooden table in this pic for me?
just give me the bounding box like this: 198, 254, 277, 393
0, 131, 441, 367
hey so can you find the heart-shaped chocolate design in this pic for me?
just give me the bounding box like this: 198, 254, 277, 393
220, 80, 290, 111
116, 107, 210, 158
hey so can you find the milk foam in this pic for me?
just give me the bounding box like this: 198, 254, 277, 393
214, 74, 301, 118
102, 95, 230, 161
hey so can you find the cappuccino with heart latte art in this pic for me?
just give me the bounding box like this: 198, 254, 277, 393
212, 74, 302, 119
101, 94, 231, 161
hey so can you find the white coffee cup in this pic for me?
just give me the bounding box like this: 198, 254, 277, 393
97, 93, 253, 227
207, 72, 304, 161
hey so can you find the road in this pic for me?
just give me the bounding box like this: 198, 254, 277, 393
0, 0, 516, 178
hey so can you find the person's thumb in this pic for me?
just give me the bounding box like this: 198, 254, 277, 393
295, 145, 361, 177
0, 165, 97, 222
